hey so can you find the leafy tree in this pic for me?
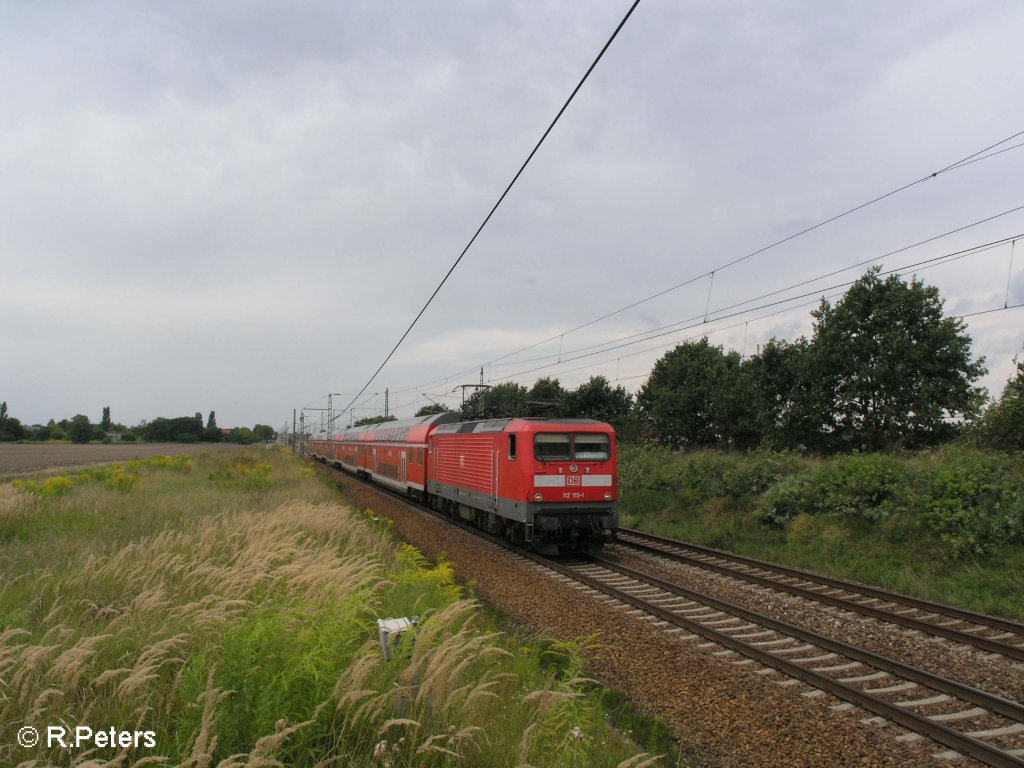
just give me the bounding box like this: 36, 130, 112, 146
525, 377, 567, 415
0, 401, 27, 442
415, 403, 450, 417
205, 411, 222, 442
462, 383, 528, 419
635, 339, 754, 449
977, 352, 1024, 451
742, 337, 817, 449
101, 406, 111, 432
564, 376, 633, 427
252, 424, 276, 442
353, 414, 398, 427
715, 355, 762, 450
68, 414, 93, 444
807, 268, 986, 451
230, 426, 256, 444
142, 416, 205, 443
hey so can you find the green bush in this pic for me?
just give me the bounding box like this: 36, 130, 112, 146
759, 453, 910, 525
720, 449, 804, 498
625, 443, 1024, 563
917, 450, 1024, 557
758, 473, 818, 527
620, 445, 806, 504
816, 453, 911, 521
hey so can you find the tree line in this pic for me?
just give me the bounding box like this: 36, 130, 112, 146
0, 406, 277, 445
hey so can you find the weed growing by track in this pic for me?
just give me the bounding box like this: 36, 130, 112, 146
1, 448, 668, 767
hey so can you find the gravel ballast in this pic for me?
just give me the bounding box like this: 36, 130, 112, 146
608, 543, 1024, 707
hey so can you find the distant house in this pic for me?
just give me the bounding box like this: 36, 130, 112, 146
105, 432, 123, 442
221, 428, 233, 440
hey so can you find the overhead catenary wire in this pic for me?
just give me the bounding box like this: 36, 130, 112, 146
482, 226, 1024, 375
482, 128, 1024, 368
392, 226, 1024, 416
497, 239, 1016, 384
392, 294, 1024, 414
958, 303, 1024, 321
499, 287, 855, 387
346, 124, 1024, 418
496, 293, 1024, 392
1006, 239, 1017, 308
332, 0, 642, 425
390, 202, 1024, 400
484, 233, 1022, 386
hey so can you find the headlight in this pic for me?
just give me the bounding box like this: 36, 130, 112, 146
604, 492, 612, 500
534, 493, 543, 502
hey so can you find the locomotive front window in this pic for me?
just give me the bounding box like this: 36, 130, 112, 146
573, 433, 610, 461
534, 433, 571, 461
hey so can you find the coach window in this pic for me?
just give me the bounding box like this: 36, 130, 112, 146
573, 433, 610, 461
508, 434, 517, 460
534, 433, 571, 461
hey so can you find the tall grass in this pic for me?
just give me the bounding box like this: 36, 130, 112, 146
1, 449, 672, 767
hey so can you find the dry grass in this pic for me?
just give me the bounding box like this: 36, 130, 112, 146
2, 492, 390, 765
0, 482, 38, 519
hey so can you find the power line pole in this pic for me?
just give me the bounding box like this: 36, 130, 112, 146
292, 409, 296, 452
384, 388, 389, 419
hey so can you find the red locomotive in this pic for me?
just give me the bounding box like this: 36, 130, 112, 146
308, 412, 618, 553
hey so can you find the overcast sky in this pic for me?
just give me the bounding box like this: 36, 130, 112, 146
3, 1, 1023, 431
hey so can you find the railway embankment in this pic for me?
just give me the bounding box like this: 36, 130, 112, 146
618, 444, 1024, 622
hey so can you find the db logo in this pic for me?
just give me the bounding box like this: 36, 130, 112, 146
566, 475, 581, 486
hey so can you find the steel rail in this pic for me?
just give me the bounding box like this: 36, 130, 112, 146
618, 527, 1024, 640
612, 530, 1024, 662
587, 555, 1024, 723
551, 554, 1024, 768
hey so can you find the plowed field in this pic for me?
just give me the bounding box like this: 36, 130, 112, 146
0, 442, 249, 479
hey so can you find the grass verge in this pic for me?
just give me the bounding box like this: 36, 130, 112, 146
1, 448, 676, 767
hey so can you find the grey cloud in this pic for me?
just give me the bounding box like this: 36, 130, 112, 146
3, 1, 1024, 427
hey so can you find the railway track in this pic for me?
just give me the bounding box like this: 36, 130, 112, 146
611, 528, 1024, 662
537, 553, 1024, 768
317, 460, 1024, 766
